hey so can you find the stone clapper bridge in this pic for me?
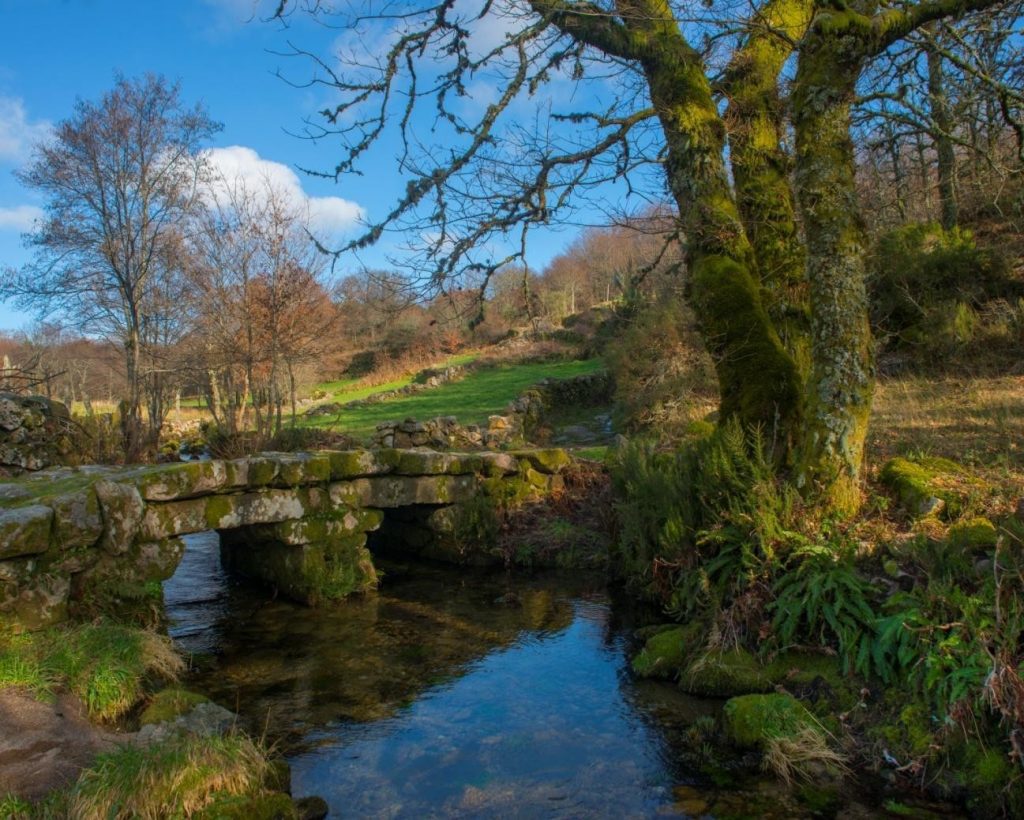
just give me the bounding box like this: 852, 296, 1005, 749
0, 447, 573, 631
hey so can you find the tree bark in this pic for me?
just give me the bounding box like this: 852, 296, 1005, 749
792, 23, 875, 514
926, 37, 959, 229
724, 0, 813, 375
628, 0, 803, 449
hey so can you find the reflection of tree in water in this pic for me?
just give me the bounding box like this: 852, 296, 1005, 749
178, 556, 595, 748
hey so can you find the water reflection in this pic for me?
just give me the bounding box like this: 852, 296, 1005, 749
165, 534, 833, 817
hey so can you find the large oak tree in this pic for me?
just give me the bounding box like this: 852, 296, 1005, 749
276, 0, 1005, 512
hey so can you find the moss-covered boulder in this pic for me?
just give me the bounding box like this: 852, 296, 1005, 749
631, 625, 696, 680
879, 456, 986, 519
514, 448, 572, 475
0, 504, 53, 559
196, 792, 299, 820
947, 516, 998, 551
681, 649, 772, 697
723, 693, 818, 749
141, 688, 211, 726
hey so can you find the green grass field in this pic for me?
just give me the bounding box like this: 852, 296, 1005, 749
301, 358, 604, 440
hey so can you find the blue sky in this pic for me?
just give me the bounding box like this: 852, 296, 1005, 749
0, 0, 594, 331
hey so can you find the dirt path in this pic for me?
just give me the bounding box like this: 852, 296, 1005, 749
0, 689, 122, 801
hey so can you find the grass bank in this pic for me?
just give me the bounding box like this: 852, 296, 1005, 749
300, 358, 605, 440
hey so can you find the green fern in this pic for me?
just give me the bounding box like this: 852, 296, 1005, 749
770, 543, 878, 675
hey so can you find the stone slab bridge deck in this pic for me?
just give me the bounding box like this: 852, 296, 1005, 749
0, 447, 573, 632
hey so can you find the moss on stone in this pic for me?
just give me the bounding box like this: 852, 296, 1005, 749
879, 456, 984, 519
196, 792, 299, 819
247, 458, 278, 487
204, 494, 239, 530
722, 693, 818, 748
681, 648, 772, 696
631, 624, 697, 680
49, 487, 102, 551
515, 448, 573, 475
0, 504, 53, 560
140, 687, 210, 726
947, 516, 998, 551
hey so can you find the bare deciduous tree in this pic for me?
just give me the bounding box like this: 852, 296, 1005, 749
1, 74, 220, 458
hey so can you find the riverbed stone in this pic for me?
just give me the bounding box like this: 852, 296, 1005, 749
0, 504, 53, 559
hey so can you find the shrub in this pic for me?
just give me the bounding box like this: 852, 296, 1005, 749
867, 222, 1020, 363
611, 420, 802, 619
604, 296, 715, 436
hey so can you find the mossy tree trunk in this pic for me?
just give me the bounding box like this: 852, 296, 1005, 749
724, 0, 813, 376
791, 20, 875, 514
623, 0, 804, 450
536, 0, 997, 513
926, 34, 959, 229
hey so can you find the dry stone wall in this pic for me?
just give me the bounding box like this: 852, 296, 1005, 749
0, 393, 75, 474
0, 447, 573, 632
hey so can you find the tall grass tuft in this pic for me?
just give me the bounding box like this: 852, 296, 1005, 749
0, 622, 183, 722
66, 733, 274, 819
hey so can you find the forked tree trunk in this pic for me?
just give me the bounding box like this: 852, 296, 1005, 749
632, 0, 803, 452
724, 0, 813, 377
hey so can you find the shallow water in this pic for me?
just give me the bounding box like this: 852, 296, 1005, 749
165, 533, 878, 818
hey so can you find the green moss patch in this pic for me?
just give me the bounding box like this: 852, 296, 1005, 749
682, 648, 772, 697
723, 693, 818, 748
632, 625, 696, 680
880, 456, 987, 519
947, 516, 998, 551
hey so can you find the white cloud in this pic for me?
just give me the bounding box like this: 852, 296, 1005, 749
0, 97, 51, 164
203, 145, 365, 234
0, 204, 43, 231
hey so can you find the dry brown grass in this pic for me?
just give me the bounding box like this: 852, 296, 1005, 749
763, 727, 850, 785
869, 375, 1023, 467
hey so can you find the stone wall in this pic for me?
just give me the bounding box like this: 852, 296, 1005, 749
0, 393, 75, 475
0, 447, 573, 632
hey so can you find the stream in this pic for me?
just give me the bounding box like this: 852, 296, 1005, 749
164, 532, 891, 818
